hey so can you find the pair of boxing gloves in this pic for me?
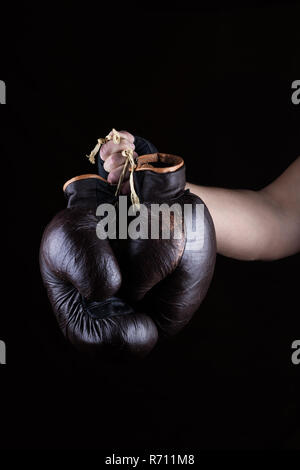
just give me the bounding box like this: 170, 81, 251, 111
39, 135, 216, 358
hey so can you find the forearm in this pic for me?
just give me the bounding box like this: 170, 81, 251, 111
186, 183, 297, 261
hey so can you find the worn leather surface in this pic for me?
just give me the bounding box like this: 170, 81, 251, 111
120, 156, 216, 335
40, 189, 158, 358
40, 149, 216, 356
64, 174, 116, 208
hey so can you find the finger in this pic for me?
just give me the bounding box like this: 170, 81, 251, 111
103, 152, 126, 173
100, 139, 135, 160
107, 129, 135, 144
103, 151, 138, 172
107, 165, 130, 185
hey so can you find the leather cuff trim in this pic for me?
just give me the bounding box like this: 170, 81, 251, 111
63, 174, 108, 192
135, 153, 184, 173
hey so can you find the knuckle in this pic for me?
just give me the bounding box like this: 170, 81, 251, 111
120, 130, 134, 143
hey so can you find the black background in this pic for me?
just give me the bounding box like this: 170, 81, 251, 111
0, 1, 299, 451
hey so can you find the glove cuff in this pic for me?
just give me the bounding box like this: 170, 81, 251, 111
135, 153, 183, 173
133, 153, 186, 203
63, 174, 107, 192
63, 174, 116, 208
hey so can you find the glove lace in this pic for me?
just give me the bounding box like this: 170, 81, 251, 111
86, 128, 121, 164
86, 128, 140, 211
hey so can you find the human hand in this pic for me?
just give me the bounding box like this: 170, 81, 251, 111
100, 129, 137, 194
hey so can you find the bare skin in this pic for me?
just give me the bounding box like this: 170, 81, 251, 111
100, 129, 136, 194
101, 129, 300, 261
187, 157, 300, 261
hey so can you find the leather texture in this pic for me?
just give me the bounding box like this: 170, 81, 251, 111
118, 153, 216, 335
95, 143, 216, 337
40, 177, 158, 358
40, 138, 216, 357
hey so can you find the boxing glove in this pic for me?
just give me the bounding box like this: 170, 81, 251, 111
96, 136, 216, 336
39, 174, 158, 357
112, 152, 217, 336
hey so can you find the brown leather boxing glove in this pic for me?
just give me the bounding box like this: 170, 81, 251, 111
39, 174, 158, 358
115, 153, 217, 336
